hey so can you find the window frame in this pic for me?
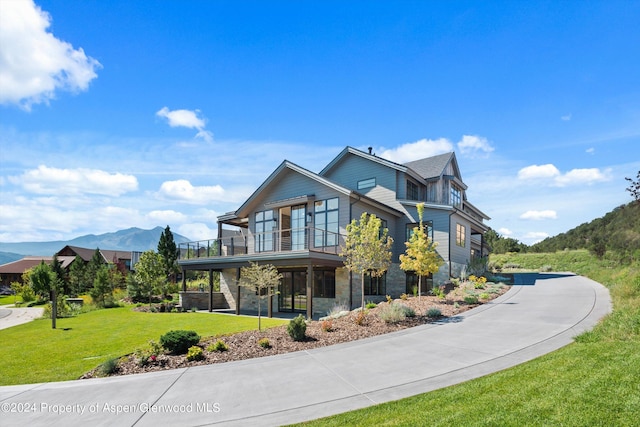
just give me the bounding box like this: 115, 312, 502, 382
406, 180, 420, 201
313, 269, 336, 298
357, 177, 376, 190
364, 271, 386, 296
314, 197, 339, 247
456, 222, 466, 247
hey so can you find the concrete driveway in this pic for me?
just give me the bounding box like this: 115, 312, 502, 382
0, 273, 611, 426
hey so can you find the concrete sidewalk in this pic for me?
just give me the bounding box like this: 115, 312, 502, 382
0, 273, 611, 426
0, 305, 44, 330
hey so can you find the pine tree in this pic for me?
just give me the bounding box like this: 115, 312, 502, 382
158, 225, 180, 284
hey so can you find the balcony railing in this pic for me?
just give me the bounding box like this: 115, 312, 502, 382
179, 227, 345, 260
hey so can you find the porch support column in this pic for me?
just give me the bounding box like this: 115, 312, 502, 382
235, 268, 241, 315
268, 292, 273, 318
208, 269, 213, 312
306, 262, 313, 320
217, 221, 222, 256
182, 269, 187, 292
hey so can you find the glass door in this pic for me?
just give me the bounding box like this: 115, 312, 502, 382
291, 205, 306, 250
279, 271, 307, 312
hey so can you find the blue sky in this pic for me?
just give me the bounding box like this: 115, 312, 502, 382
1, 0, 639, 245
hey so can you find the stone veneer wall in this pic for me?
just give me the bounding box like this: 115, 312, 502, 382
179, 292, 228, 310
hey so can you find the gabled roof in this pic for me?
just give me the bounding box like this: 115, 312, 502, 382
404, 152, 455, 180
222, 159, 403, 224
56, 246, 132, 263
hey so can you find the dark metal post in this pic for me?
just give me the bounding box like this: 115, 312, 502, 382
208, 269, 213, 312
306, 263, 313, 320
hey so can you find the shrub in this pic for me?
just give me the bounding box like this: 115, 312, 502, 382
287, 314, 307, 341
365, 301, 377, 309
412, 285, 418, 297
354, 309, 367, 325
431, 286, 445, 299
400, 293, 408, 300
135, 340, 163, 366
258, 338, 271, 349
464, 295, 479, 304
321, 319, 333, 332
426, 307, 442, 318
479, 292, 490, 300
186, 346, 204, 361
385, 295, 392, 303
454, 302, 460, 309
160, 330, 200, 354
539, 265, 553, 272
207, 339, 228, 352
99, 358, 119, 376
327, 302, 350, 317
379, 303, 410, 323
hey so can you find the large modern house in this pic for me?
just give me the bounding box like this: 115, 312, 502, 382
178, 146, 490, 319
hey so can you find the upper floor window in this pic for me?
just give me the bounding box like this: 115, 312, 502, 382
314, 197, 339, 247
357, 178, 376, 190
407, 180, 420, 200
456, 223, 466, 247
255, 210, 275, 252
450, 184, 461, 207
406, 220, 433, 242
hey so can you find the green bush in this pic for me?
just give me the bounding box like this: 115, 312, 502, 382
186, 346, 204, 361
99, 358, 119, 376
159, 330, 200, 354
207, 339, 228, 352
380, 303, 410, 323
426, 307, 442, 318
258, 338, 271, 348
287, 314, 307, 341
365, 301, 377, 309
464, 295, 479, 304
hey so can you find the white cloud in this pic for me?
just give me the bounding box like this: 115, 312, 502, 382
457, 135, 494, 158
379, 138, 454, 163
147, 210, 188, 223
156, 107, 213, 143
177, 223, 216, 241
518, 164, 561, 180
561, 114, 572, 121
498, 227, 513, 236
554, 168, 612, 187
157, 179, 225, 204
0, 0, 101, 109
517, 163, 612, 187
520, 210, 558, 220
10, 165, 138, 196
586, 148, 595, 155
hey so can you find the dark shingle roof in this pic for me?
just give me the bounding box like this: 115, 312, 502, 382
403, 152, 454, 180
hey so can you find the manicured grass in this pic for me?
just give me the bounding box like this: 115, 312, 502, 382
0, 295, 21, 306
0, 307, 287, 385
293, 252, 640, 426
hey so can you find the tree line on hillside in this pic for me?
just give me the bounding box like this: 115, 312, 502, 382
488, 171, 640, 262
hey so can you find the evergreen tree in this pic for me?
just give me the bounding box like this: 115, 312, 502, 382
158, 225, 180, 283
90, 265, 114, 307
68, 255, 87, 296
134, 250, 166, 307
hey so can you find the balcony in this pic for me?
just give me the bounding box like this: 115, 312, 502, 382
179, 226, 345, 260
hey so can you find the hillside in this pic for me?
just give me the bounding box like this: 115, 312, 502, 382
0, 227, 193, 258
530, 201, 640, 258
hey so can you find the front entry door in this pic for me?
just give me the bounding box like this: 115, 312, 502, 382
279, 271, 307, 312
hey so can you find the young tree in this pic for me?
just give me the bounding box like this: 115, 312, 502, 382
399, 203, 443, 300
238, 262, 282, 331
85, 248, 104, 291
30, 261, 60, 328
158, 225, 180, 283
626, 170, 640, 203
90, 265, 113, 307
50, 254, 69, 295
340, 212, 393, 310
134, 250, 166, 307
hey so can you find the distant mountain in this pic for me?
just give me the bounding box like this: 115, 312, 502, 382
0, 227, 194, 257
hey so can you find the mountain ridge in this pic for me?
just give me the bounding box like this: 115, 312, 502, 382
0, 227, 194, 261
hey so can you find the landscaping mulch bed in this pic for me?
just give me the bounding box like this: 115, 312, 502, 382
81, 283, 510, 379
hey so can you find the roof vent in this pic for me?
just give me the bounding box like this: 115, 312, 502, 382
368, 146, 373, 155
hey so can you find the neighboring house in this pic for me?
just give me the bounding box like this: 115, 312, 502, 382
178, 146, 490, 319
0, 256, 75, 286
55, 245, 137, 275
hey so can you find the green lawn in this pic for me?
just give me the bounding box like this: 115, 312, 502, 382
292, 251, 640, 426
0, 294, 21, 306
0, 307, 287, 385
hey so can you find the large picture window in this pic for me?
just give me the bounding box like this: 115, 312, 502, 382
406, 220, 433, 242
313, 270, 336, 298
314, 197, 339, 247
255, 210, 275, 252
406, 272, 433, 295
364, 271, 386, 295
456, 223, 466, 247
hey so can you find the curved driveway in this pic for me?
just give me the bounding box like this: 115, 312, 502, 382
0, 273, 611, 426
